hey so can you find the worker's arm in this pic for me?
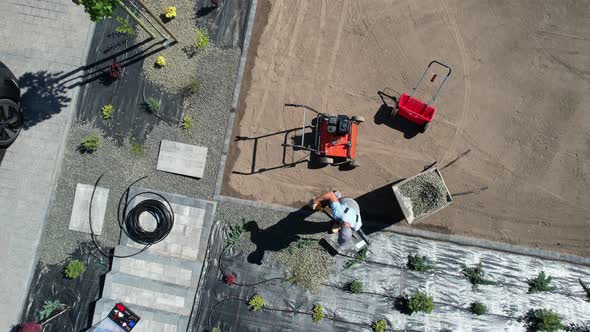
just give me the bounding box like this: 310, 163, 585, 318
309, 191, 338, 210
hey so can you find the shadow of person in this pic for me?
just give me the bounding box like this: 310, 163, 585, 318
18, 71, 71, 130
354, 179, 407, 235
244, 207, 331, 265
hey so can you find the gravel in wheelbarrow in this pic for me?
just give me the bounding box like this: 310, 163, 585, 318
398, 171, 449, 218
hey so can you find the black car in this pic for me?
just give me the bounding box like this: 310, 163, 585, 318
0, 61, 22, 148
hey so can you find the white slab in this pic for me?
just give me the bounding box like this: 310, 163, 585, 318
157, 140, 208, 178
69, 183, 109, 235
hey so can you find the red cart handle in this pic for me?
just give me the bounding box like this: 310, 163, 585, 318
411, 60, 452, 105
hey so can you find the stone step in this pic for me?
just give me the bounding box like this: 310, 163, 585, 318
102, 272, 196, 316
92, 298, 189, 332
112, 246, 202, 288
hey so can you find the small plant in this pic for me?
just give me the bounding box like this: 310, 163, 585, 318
164, 6, 177, 19
372, 319, 388, 332
195, 28, 210, 49
408, 290, 434, 314
101, 104, 114, 119
528, 271, 555, 293
287, 238, 316, 254
461, 263, 496, 287
64, 259, 86, 279
224, 273, 236, 285
525, 309, 564, 332
344, 247, 368, 269
407, 254, 433, 272
115, 16, 135, 35
181, 115, 193, 130
144, 97, 160, 113
38, 300, 62, 320
248, 294, 264, 311
347, 280, 363, 294
110, 59, 122, 79
211, 324, 221, 332
80, 134, 101, 153
188, 79, 201, 95
580, 279, 590, 301
155, 55, 166, 67
225, 222, 244, 247
312, 304, 324, 323
469, 302, 487, 315
130, 142, 143, 157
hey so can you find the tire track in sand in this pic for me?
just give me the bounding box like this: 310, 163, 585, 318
321, 0, 349, 113
439, 0, 472, 165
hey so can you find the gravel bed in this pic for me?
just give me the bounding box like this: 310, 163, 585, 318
398, 171, 449, 218
135, 0, 213, 94
37, 47, 240, 264
217, 201, 333, 292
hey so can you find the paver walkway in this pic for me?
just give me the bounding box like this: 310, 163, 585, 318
0, 1, 94, 329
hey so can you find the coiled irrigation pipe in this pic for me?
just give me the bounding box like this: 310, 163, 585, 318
89, 174, 174, 258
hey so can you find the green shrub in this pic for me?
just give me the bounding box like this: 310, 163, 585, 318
344, 247, 368, 269
38, 299, 62, 320
144, 97, 160, 113
188, 79, 201, 95
287, 238, 316, 254
528, 271, 555, 293
130, 142, 143, 157
461, 263, 496, 287
407, 254, 433, 272
181, 115, 193, 130
408, 290, 434, 314
80, 134, 101, 153
312, 304, 324, 323
348, 280, 363, 294
195, 28, 209, 49
248, 294, 264, 311
580, 279, 590, 301
371, 319, 388, 332
101, 103, 114, 119
76, 0, 117, 22
225, 222, 244, 248
469, 302, 487, 315
64, 259, 86, 279
115, 16, 135, 35
525, 309, 564, 332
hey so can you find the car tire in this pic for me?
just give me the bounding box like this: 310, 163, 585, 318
0, 99, 22, 148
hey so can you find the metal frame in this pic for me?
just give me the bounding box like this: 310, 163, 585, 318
411, 60, 452, 105
283, 103, 322, 154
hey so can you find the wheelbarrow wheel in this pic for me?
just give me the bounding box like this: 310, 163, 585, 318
391, 105, 398, 118
349, 160, 360, 168
319, 157, 333, 165
421, 121, 430, 133
351, 116, 365, 123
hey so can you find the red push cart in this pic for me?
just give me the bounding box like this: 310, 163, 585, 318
389, 60, 451, 133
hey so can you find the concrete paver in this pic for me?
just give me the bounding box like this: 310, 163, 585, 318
0, 1, 94, 329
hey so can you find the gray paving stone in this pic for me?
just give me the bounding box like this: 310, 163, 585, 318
69, 183, 109, 235
0, 1, 95, 329
157, 140, 208, 179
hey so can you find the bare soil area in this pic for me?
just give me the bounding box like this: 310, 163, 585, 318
223, 0, 590, 256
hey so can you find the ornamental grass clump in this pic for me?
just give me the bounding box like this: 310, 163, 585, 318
408, 290, 434, 314
155, 55, 166, 67
371, 319, 388, 332
525, 309, 564, 332
101, 103, 114, 119
144, 97, 160, 113
130, 142, 143, 158
344, 247, 367, 269
64, 259, 86, 279
469, 302, 487, 315
181, 115, 193, 130
312, 304, 324, 323
195, 28, 209, 49
164, 6, 176, 19
80, 134, 100, 153
528, 271, 555, 293
407, 254, 433, 272
225, 222, 244, 248
461, 263, 496, 287
248, 294, 264, 311
348, 280, 363, 294
115, 16, 134, 35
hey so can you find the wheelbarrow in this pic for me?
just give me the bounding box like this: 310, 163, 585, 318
381, 60, 451, 133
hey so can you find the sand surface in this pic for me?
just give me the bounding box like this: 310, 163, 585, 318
223, 0, 590, 256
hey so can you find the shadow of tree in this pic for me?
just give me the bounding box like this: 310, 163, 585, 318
18, 71, 71, 129
244, 207, 331, 265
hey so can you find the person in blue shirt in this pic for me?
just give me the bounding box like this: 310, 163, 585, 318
309, 191, 362, 244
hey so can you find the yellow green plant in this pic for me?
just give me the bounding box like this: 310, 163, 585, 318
195, 28, 209, 49
372, 319, 388, 332
64, 259, 86, 279
181, 115, 193, 130
101, 104, 114, 119
248, 294, 264, 311
155, 55, 166, 67
312, 304, 324, 323
115, 16, 134, 35
164, 6, 176, 18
